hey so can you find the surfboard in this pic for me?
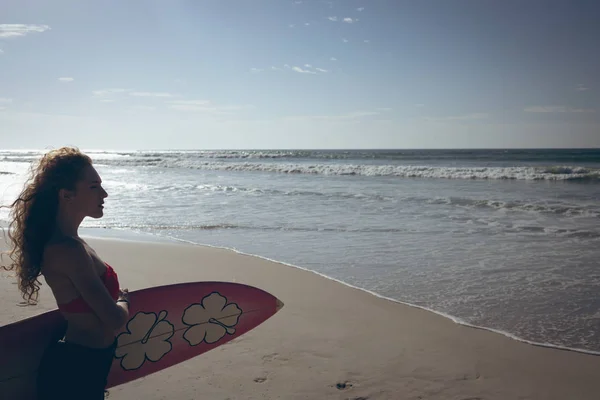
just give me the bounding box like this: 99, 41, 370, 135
0, 281, 283, 399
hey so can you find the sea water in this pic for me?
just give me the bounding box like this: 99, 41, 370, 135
1, 149, 599, 353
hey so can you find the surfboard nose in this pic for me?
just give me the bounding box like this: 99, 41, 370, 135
276, 299, 284, 311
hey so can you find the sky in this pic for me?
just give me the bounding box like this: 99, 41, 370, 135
0, 0, 599, 150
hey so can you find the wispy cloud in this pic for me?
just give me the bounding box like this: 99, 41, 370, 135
289, 24, 295, 28
343, 18, 356, 23
292, 65, 328, 74
364, 40, 370, 43
252, 64, 328, 75
330, 57, 337, 61
0, 49, 4, 55
524, 106, 595, 113
357, 7, 365, 11
576, 84, 589, 92
327, 16, 338, 22
292, 66, 316, 74
58, 77, 74, 82
92, 88, 129, 97
0, 98, 13, 104
0, 24, 50, 38
129, 91, 175, 98
342, 38, 349, 43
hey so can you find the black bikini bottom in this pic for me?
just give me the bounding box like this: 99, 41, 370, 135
36, 338, 117, 400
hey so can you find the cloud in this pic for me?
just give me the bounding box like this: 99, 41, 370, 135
304, 64, 312, 68
330, 57, 337, 61
304, 22, 310, 26
58, 77, 74, 82
357, 7, 365, 11
0, 49, 4, 54
292, 66, 316, 74
0, 24, 50, 38
92, 88, 129, 97
328, 16, 338, 22
289, 24, 295, 28
0, 106, 5, 111
576, 84, 589, 92
129, 92, 176, 98
250, 68, 263, 73
343, 18, 356, 23
524, 106, 595, 113
315, 68, 328, 73
0, 98, 13, 104
270, 66, 282, 71
342, 38, 349, 43
364, 40, 370, 43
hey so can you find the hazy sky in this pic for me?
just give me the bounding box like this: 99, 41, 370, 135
1, 0, 599, 149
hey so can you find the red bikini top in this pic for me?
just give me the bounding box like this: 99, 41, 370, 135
58, 263, 120, 314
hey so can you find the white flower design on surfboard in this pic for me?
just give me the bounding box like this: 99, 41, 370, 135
114, 310, 175, 370
182, 292, 242, 346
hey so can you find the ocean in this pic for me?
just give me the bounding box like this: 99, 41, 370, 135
1, 148, 599, 354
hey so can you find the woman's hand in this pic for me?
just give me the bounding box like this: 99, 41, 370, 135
118, 288, 129, 304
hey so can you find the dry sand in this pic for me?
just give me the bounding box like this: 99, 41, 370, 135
1, 236, 600, 400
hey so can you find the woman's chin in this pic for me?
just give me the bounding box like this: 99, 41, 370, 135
90, 210, 104, 219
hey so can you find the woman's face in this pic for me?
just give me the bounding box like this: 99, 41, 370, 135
68, 165, 108, 219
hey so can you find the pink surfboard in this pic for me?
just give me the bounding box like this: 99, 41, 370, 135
0, 282, 283, 399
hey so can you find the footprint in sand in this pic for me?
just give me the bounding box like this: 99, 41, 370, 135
335, 381, 353, 390
253, 377, 267, 383
262, 353, 279, 362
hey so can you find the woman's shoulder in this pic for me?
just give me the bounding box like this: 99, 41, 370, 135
44, 236, 92, 272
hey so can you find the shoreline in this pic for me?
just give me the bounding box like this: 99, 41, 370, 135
2, 234, 600, 399
3, 224, 599, 357
83, 227, 600, 357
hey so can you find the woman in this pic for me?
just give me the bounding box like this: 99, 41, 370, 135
1, 147, 130, 399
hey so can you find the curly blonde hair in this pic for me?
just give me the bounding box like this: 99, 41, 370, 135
1, 147, 92, 304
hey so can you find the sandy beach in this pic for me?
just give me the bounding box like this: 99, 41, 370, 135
1, 236, 600, 400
